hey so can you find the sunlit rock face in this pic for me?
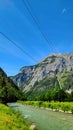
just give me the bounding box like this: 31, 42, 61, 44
11, 53, 73, 92
11, 66, 34, 87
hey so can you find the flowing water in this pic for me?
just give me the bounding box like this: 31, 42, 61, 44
8, 103, 73, 130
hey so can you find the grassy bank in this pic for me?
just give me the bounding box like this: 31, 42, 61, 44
0, 103, 30, 130
18, 101, 73, 114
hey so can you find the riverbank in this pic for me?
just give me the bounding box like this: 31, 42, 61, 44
9, 103, 73, 130
0, 103, 30, 130
18, 101, 73, 114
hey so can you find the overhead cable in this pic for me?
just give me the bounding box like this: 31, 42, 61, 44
0, 32, 37, 63
0, 14, 42, 59
22, 0, 53, 51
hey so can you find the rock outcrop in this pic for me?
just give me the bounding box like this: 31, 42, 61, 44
11, 53, 73, 94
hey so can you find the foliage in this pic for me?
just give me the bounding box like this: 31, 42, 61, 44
25, 76, 60, 100
18, 101, 73, 113
57, 71, 73, 90
25, 87, 73, 102
0, 103, 30, 130
24, 70, 73, 101
0, 68, 26, 103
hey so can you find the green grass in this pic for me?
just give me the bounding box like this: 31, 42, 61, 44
18, 101, 73, 114
0, 103, 30, 130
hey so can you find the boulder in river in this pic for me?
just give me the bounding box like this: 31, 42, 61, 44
30, 124, 37, 130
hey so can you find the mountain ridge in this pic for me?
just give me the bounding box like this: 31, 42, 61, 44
11, 53, 73, 99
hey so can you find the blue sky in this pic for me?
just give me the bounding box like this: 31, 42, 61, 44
0, 0, 73, 76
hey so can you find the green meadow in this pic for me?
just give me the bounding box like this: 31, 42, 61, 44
0, 103, 30, 130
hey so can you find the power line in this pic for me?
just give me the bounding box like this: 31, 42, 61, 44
0, 32, 37, 63
0, 13, 42, 59
22, 0, 54, 51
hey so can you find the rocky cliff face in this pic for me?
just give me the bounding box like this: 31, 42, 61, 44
11, 53, 73, 93
11, 66, 34, 88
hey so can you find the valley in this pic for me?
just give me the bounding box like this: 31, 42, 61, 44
0, 0, 73, 129
0, 53, 73, 130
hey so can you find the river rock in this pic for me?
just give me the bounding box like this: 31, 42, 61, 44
30, 124, 37, 130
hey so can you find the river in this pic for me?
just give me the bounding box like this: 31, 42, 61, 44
8, 103, 73, 130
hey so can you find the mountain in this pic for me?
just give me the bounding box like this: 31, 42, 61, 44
11, 53, 73, 100
0, 68, 25, 103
